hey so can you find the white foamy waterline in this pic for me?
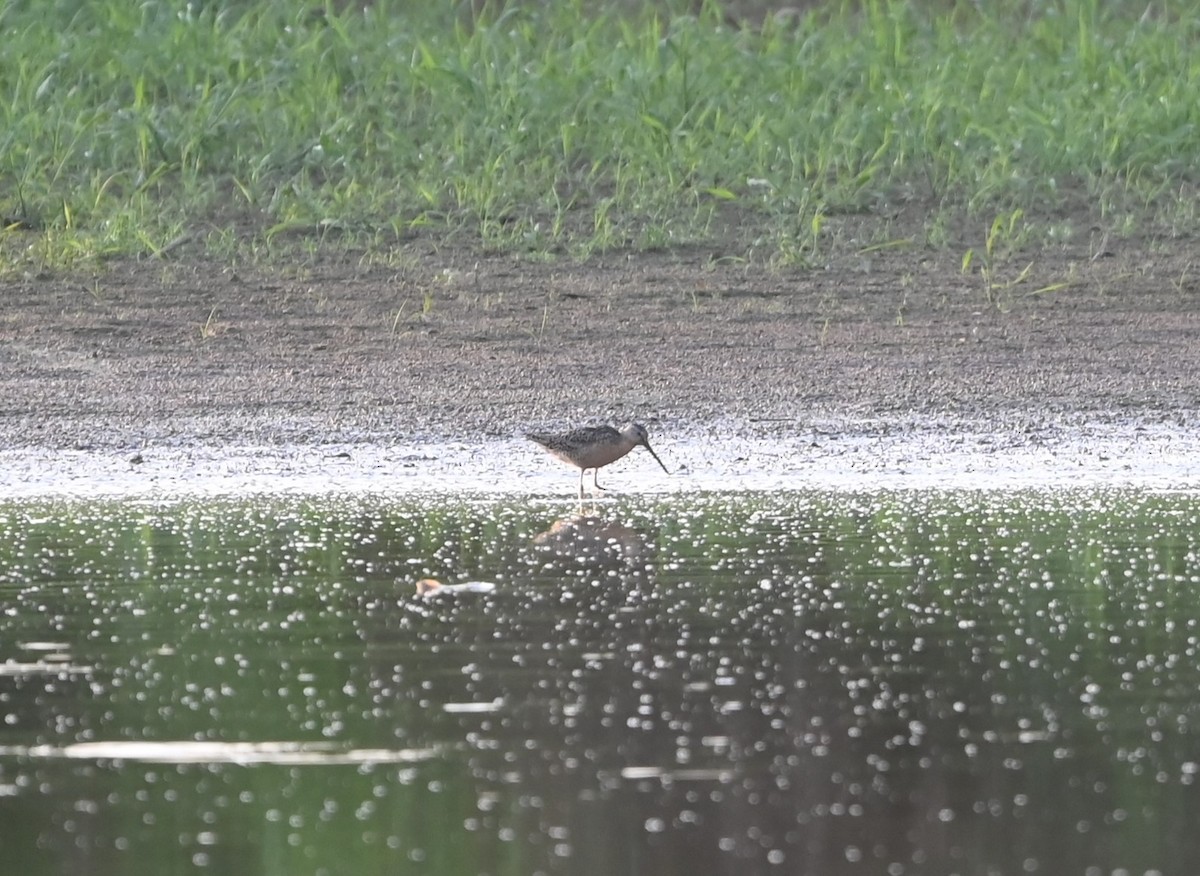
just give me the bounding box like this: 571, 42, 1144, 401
2, 418, 1199, 498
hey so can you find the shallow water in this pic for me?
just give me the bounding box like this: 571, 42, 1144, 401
2, 490, 1200, 875
3, 416, 1200, 499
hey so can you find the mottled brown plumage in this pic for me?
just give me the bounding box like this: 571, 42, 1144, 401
526, 423, 669, 497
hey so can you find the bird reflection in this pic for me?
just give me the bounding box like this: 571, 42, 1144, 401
530, 511, 654, 577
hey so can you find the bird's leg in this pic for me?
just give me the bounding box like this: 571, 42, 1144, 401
592, 468, 606, 493
578, 469, 586, 499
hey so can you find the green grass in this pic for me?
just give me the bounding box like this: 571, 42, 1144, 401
2, 0, 1200, 267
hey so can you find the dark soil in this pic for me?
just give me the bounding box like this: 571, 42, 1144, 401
2, 234, 1199, 452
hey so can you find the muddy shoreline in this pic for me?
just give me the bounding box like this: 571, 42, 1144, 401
2, 244, 1198, 462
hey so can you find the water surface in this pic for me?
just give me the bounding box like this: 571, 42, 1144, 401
2, 490, 1199, 875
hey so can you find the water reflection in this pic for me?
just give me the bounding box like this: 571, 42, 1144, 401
532, 510, 656, 573
2, 491, 1200, 874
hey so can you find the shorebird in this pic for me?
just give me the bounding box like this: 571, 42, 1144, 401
526, 422, 670, 497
